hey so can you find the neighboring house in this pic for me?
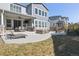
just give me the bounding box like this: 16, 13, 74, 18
49, 16, 69, 31
0, 3, 50, 35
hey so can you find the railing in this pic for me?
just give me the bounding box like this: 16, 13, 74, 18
26, 26, 34, 31
14, 26, 34, 32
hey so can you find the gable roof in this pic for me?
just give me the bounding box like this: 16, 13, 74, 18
14, 3, 27, 8
32, 3, 48, 11
16, 3, 48, 11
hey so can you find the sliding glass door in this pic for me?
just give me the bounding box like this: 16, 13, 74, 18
14, 20, 21, 29
6, 19, 12, 30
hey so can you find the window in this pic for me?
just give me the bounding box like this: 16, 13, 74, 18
15, 6, 18, 12
53, 23, 55, 26
58, 23, 62, 27
42, 22, 44, 27
35, 21, 38, 27
39, 10, 41, 15
13, 5, 16, 11
35, 8, 38, 14
6, 19, 11, 27
39, 21, 41, 27
18, 7, 21, 12
45, 12, 47, 16
45, 22, 47, 27
10, 4, 21, 13
10, 4, 13, 11
42, 11, 44, 16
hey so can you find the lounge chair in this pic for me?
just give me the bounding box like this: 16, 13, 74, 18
7, 31, 27, 39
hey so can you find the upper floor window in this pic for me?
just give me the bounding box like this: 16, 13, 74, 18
39, 10, 41, 15
45, 12, 47, 16
18, 7, 21, 12
35, 8, 38, 14
10, 4, 13, 11
10, 4, 21, 13
42, 11, 44, 16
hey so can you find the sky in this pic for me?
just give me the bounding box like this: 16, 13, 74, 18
45, 3, 79, 23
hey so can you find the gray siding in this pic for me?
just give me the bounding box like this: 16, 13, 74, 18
0, 3, 28, 15
26, 4, 32, 15
31, 4, 48, 21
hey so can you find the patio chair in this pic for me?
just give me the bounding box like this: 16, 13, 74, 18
19, 26, 23, 32
14, 27, 19, 32
10, 30, 15, 36
7, 30, 27, 39
19, 26, 21, 30
6, 30, 15, 39
19, 26, 25, 32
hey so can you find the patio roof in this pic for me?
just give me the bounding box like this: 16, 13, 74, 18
0, 9, 36, 20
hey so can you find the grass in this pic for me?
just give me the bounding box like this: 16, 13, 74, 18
0, 38, 54, 56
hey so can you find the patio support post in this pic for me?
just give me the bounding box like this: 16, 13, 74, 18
1, 10, 4, 35
21, 20, 24, 30
11, 20, 14, 29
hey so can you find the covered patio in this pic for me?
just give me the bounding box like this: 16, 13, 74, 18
0, 9, 36, 36
5, 10, 36, 31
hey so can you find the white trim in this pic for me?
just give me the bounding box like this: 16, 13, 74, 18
1, 11, 4, 26
11, 19, 14, 29
1, 10, 4, 35
21, 20, 24, 29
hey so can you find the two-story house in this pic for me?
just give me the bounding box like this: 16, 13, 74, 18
0, 3, 50, 35
49, 16, 68, 31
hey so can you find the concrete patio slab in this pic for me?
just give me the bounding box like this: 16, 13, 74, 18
3, 32, 51, 44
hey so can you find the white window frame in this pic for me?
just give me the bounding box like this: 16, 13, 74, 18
10, 4, 21, 13
39, 21, 41, 27
39, 10, 41, 15
35, 8, 38, 14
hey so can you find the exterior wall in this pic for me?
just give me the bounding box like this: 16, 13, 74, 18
0, 3, 28, 15
33, 19, 50, 31
0, 3, 48, 20
31, 4, 48, 21
26, 4, 32, 15
0, 3, 50, 32
21, 5, 27, 15
30, 3, 49, 31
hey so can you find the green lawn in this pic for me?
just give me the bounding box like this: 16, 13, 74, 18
0, 38, 54, 56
